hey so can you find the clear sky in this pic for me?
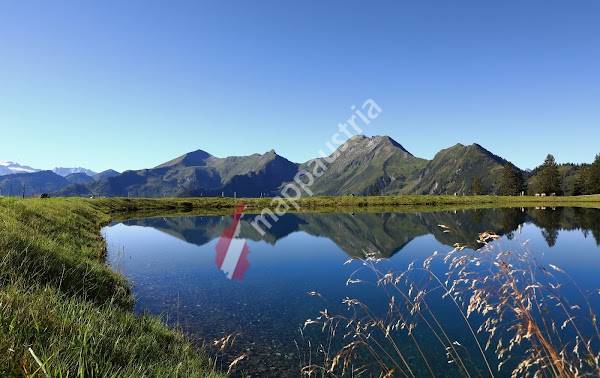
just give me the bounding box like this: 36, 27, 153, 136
1, 1, 599, 172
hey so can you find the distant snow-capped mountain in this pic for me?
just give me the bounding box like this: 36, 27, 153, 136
53, 167, 97, 177
0, 161, 40, 176
0, 161, 98, 178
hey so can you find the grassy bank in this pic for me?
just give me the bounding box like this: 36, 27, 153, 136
90, 194, 600, 215
0, 198, 221, 377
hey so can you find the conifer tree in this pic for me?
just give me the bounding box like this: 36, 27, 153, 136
537, 154, 562, 195
499, 164, 524, 196
586, 154, 600, 194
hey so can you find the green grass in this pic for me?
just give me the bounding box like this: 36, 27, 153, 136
1, 194, 599, 376
89, 194, 600, 215
0, 197, 221, 377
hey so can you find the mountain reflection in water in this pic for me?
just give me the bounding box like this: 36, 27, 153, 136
118, 207, 600, 276
103, 207, 600, 376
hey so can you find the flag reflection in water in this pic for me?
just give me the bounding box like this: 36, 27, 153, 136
215, 203, 250, 280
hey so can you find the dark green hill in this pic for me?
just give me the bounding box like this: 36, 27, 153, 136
0, 171, 68, 196
93, 169, 120, 181
66, 173, 95, 185
407, 143, 508, 195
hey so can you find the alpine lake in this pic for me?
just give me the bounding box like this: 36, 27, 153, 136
102, 206, 600, 377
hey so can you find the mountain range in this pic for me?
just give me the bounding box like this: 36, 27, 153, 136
51, 135, 509, 197
0, 161, 39, 175
0, 169, 120, 197
0, 135, 590, 197
0, 162, 99, 178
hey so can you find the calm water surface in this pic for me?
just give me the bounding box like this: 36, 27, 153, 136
102, 207, 600, 377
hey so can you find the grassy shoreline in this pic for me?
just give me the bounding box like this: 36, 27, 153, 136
91, 194, 600, 214
1, 194, 599, 375
0, 197, 222, 377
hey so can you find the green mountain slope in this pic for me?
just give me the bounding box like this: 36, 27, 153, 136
305, 135, 428, 195
407, 143, 508, 195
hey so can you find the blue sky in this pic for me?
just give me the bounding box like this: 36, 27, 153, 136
1, 1, 599, 172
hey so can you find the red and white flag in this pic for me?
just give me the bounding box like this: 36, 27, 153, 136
215, 203, 250, 281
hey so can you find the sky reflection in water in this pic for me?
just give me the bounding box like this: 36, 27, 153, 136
103, 207, 600, 376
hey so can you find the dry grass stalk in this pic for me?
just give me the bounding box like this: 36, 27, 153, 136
302, 228, 600, 377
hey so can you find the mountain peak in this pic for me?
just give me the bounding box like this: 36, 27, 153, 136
53, 167, 97, 177
98, 169, 119, 175
373, 135, 411, 152
344, 135, 412, 156
156, 149, 213, 168
441, 143, 504, 160
0, 161, 40, 176
449, 142, 488, 152
469, 143, 508, 165
466, 143, 487, 151
93, 169, 120, 181
413, 142, 510, 195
